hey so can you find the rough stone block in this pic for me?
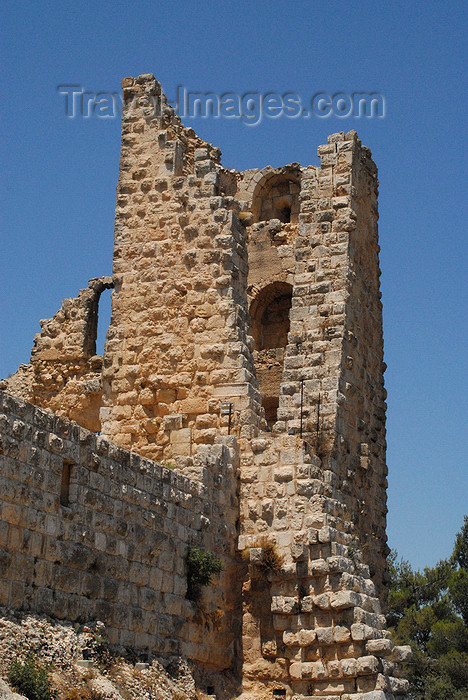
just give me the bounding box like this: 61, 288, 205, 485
366, 638, 393, 656
297, 629, 316, 646
316, 627, 334, 645
356, 655, 379, 675
392, 644, 412, 662
332, 590, 361, 609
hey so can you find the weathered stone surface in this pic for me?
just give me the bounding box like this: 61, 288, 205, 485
357, 655, 380, 675
366, 638, 393, 656
0, 679, 27, 700
0, 391, 239, 669
392, 644, 413, 662
332, 590, 361, 609
0, 73, 405, 696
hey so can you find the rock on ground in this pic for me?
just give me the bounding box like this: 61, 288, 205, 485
0, 608, 235, 700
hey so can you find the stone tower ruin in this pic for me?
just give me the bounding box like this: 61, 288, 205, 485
0, 74, 410, 698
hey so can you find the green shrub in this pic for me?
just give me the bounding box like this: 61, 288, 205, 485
7, 657, 55, 700
186, 547, 223, 600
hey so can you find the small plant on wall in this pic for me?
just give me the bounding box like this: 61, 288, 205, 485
186, 547, 223, 601
242, 536, 285, 573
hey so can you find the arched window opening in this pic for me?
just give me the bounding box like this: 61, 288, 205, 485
251, 172, 301, 224
95, 288, 112, 356
83, 278, 113, 358
250, 282, 293, 429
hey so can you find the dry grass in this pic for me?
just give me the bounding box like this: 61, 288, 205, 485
243, 537, 285, 572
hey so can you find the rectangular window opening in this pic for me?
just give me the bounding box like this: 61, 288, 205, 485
60, 460, 73, 507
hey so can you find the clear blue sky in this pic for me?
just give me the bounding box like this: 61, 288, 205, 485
1, 0, 467, 570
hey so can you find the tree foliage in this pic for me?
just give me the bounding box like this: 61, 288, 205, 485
386, 516, 468, 699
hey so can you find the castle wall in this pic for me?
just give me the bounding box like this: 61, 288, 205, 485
233, 132, 398, 695
270, 132, 388, 593
0, 391, 241, 669
0, 277, 113, 433
99, 75, 264, 461
335, 140, 388, 590
0, 73, 406, 698
238, 436, 409, 697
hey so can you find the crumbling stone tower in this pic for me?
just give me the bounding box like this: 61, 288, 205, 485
1, 74, 410, 698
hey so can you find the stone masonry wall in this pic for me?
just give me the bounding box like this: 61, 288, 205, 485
234, 132, 402, 697
0, 73, 406, 698
0, 277, 113, 433
334, 138, 388, 591
238, 435, 410, 698
270, 132, 388, 594
0, 390, 241, 670
100, 74, 264, 461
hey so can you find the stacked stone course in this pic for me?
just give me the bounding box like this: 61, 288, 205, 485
0, 390, 241, 669
0, 73, 409, 698
1, 277, 113, 432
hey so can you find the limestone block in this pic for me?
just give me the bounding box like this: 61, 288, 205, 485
318, 525, 337, 543
330, 542, 348, 557
327, 660, 341, 678
327, 555, 354, 573
163, 414, 183, 430
309, 661, 327, 680
375, 673, 389, 692
356, 655, 379, 675
291, 661, 327, 680
354, 607, 386, 628
340, 658, 357, 677
350, 623, 377, 641
316, 627, 334, 645
331, 590, 361, 609
289, 662, 302, 680
274, 466, 294, 482
271, 596, 298, 614
333, 625, 351, 643
170, 428, 191, 455
310, 558, 328, 575
366, 638, 393, 657
262, 640, 277, 657
271, 596, 285, 613
297, 629, 316, 646
283, 631, 299, 646
251, 438, 269, 453
47, 433, 63, 453
313, 593, 331, 609
0, 678, 28, 699
291, 543, 305, 560
392, 644, 412, 662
